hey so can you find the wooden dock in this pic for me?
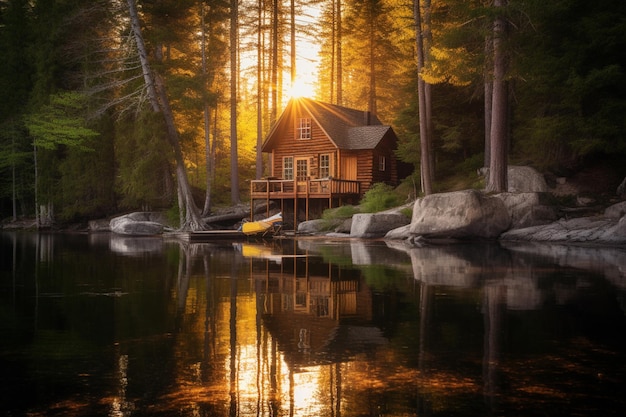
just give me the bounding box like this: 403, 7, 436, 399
167, 230, 247, 242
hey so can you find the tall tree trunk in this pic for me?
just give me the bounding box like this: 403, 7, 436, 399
270, 0, 279, 121
368, 16, 376, 115
201, 0, 214, 215
256, 0, 264, 180
290, 0, 296, 89
336, 0, 343, 106
483, 33, 493, 169
414, 0, 433, 195
11, 135, 17, 222
330, 0, 336, 104
230, 0, 240, 204
486, 0, 508, 193
424, 0, 434, 183
127, 0, 204, 230
127, 0, 160, 113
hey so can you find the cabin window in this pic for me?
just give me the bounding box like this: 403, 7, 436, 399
379, 155, 386, 171
297, 118, 312, 140
296, 158, 309, 181
283, 156, 293, 180
319, 154, 331, 178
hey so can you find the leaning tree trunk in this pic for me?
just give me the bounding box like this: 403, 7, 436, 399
485, 0, 508, 193
127, 0, 204, 230
154, 73, 204, 230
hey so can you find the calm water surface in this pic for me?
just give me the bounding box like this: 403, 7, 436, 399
1, 231, 625, 416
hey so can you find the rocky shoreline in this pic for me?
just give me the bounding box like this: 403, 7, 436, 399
299, 166, 626, 247
3, 167, 625, 247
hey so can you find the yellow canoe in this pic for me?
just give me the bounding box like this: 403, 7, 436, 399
241, 212, 282, 236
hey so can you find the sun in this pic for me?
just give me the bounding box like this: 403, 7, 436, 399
288, 77, 316, 99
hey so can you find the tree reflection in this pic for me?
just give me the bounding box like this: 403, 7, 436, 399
3, 233, 625, 416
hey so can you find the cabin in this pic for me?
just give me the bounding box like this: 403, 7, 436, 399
250, 97, 407, 229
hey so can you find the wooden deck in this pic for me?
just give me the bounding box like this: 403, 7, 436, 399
250, 178, 360, 227
250, 178, 359, 199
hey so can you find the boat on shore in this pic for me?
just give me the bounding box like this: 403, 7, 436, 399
241, 212, 283, 237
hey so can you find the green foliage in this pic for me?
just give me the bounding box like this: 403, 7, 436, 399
55, 117, 116, 221
115, 112, 174, 210
359, 183, 402, 213
322, 205, 360, 220
25, 92, 99, 151
0, 118, 35, 218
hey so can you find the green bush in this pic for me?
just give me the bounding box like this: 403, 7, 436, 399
360, 183, 402, 213
322, 205, 360, 220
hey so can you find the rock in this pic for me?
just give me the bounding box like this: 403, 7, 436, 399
605, 201, 626, 219
496, 192, 557, 229
336, 218, 353, 233
499, 216, 626, 244
385, 224, 412, 240
480, 165, 549, 193
110, 212, 165, 236
88, 219, 111, 232
576, 196, 595, 206
297, 217, 352, 234
110, 235, 163, 255
507, 165, 549, 193
350, 212, 410, 238
617, 177, 626, 198
298, 219, 331, 234
409, 190, 511, 239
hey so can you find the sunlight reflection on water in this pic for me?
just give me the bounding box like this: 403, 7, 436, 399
1, 232, 625, 416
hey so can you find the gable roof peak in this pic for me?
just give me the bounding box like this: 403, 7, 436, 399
297, 97, 382, 127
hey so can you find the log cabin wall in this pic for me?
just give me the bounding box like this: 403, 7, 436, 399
256, 98, 407, 228
270, 109, 338, 180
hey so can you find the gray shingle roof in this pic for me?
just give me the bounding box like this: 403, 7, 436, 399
299, 98, 389, 150
264, 98, 394, 151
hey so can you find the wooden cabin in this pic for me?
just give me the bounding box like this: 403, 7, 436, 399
250, 97, 406, 229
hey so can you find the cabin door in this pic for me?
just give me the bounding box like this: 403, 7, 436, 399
295, 157, 310, 192
341, 155, 357, 180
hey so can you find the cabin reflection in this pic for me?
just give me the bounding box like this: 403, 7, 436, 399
241, 242, 386, 367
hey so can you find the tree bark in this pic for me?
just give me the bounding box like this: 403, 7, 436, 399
368, 16, 376, 115
127, 0, 204, 230
290, 0, 296, 89
486, 0, 508, 193
270, 0, 279, 121
201, 0, 214, 215
336, 0, 343, 106
483, 33, 493, 168
256, 0, 264, 180
414, 0, 433, 195
230, 0, 241, 204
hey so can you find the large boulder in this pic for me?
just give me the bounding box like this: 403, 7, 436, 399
605, 201, 626, 219
495, 192, 557, 229
350, 212, 410, 238
500, 216, 626, 244
88, 219, 111, 232
297, 218, 352, 234
507, 165, 549, 193
480, 165, 549, 193
410, 190, 511, 239
617, 177, 626, 198
110, 212, 165, 236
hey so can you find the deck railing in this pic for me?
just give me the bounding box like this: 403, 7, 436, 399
250, 178, 359, 198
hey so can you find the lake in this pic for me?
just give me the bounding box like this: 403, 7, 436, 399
1, 231, 625, 416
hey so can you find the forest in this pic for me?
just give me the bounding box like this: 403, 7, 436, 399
1, 0, 625, 229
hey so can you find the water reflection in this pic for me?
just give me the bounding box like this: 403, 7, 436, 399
1, 232, 625, 416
